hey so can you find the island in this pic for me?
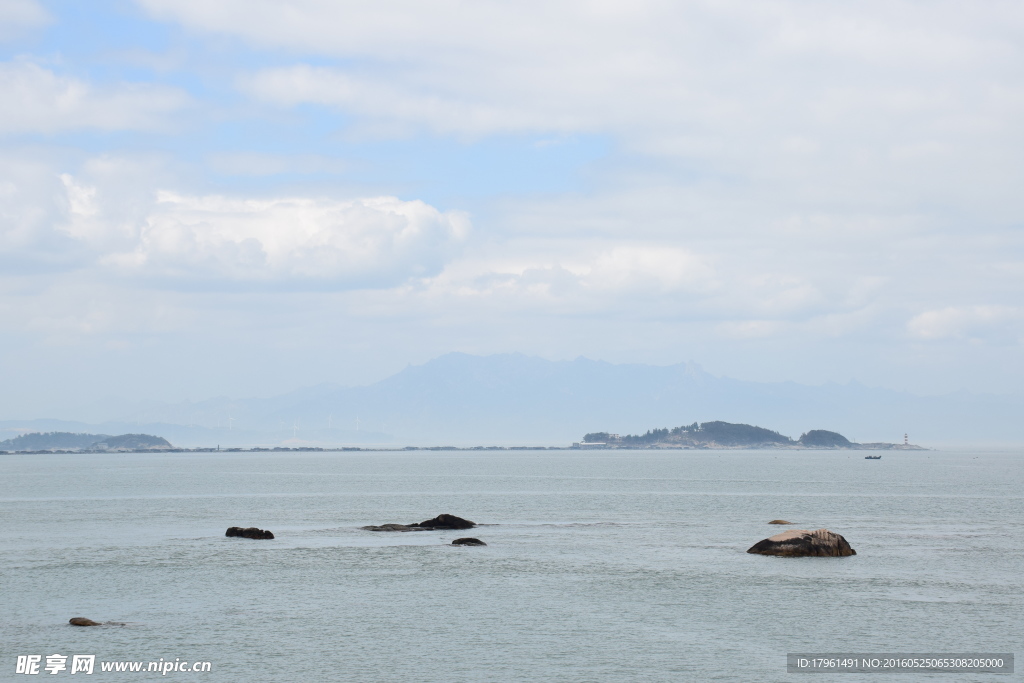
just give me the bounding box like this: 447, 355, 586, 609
573, 421, 923, 450
0, 432, 173, 453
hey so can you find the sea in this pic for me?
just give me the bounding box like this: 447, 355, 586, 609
2, 449, 1021, 682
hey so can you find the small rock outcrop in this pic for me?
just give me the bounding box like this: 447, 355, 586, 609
768, 520, 794, 525
69, 618, 101, 627
363, 514, 476, 532
451, 537, 486, 546
747, 529, 856, 557
226, 526, 275, 539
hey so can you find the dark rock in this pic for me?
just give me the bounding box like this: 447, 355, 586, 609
768, 519, 794, 524
226, 526, 274, 539
451, 537, 486, 546
747, 528, 856, 557
364, 513, 477, 531
409, 514, 476, 530
69, 617, 101, 626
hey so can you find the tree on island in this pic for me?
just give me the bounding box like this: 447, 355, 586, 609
0, 432, 111, 451
582, 432, 610, 443
798, 430, 851, 447
695, 421, 790, 446
92, 434, 172, 450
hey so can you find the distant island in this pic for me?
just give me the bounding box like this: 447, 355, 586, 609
0, 425, 921, 452
575, 421, 924, 450
0, 432, 173, 453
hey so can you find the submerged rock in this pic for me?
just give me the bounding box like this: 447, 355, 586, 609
768, 520, 794, 525
451, 537, 487, 546
226, 526, 275, 539
747, 529, 856, 557
364, 513, 477, 532
361, 523, 417, 532
69, 617, 101, 626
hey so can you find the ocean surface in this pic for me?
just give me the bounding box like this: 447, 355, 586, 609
2, 449, 1021, 682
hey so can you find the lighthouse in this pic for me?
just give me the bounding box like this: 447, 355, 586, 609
904, 433, 908, 446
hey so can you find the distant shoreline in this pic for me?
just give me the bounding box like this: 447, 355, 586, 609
0, 443, 926, 454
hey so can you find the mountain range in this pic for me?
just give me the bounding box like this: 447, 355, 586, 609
1, 353, 1020, 447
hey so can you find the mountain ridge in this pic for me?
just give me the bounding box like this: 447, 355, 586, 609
1, 353, 1021, 447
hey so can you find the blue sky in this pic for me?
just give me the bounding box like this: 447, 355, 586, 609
1, 0, 1022, 418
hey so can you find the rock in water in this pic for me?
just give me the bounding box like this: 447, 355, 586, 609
361, 523, 416, 532
768, 520, 794, 525
364, 514, 477, 531
226, 526, 274, 539
69, 618, 100, 626
747, 529, 856, 557
451, 537, 487, 546
410, 514, 476, 530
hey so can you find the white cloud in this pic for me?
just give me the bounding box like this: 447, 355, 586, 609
394, 242, 849, 326
0, 153, 90, 267
0, 60, 189, 134
238, 64, 575, 139
0, 0, 49, 41
907, 305, 1022, 341
1, 155, 471, 288
431, 245, 717, 303
576, 246, 716, 295
106, 192, 470, 285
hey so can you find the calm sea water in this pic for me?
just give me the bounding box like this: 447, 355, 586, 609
2, 449, 1021, 682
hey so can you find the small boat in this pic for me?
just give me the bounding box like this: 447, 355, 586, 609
864, 455, 882, 459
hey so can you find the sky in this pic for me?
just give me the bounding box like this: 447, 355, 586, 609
0, 0, 1022, 418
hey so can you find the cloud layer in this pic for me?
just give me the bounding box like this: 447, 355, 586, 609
161, 0, 1024, 216
0, 1, 1021, 411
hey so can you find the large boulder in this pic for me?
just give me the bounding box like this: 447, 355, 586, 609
69, 618, 101, 626
747, 529, 856, 557
410, 514, 476, 530
768, 519, 794, 525
364, 514, 476, 531
226, 526, 275, 539
451, 537, 487, 546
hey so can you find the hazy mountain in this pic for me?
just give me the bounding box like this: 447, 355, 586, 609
28, 352, 1018, 447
